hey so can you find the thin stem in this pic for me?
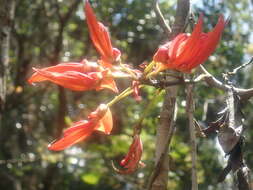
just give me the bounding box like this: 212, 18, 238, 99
143, 61, 156, 76
106, 87, 131, 107
119, 63, 138, 80
153, 0, 172, 36
107, 85, 144, 107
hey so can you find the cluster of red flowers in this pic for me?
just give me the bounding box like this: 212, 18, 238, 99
28, 0, 226, 174
153, 13, 226, 73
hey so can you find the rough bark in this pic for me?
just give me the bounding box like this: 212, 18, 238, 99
0, 0, 15, 114
149, 84, 178, 190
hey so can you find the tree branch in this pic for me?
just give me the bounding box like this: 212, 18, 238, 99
227, 57, 253, 75
153, 0, 172, 36
199, 65, 253, 101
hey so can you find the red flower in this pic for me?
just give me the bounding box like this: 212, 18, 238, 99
85, 0, 121, 67
153, 14, 226, 73
28, 59, 118, 93
48, 104, 113, 151
113, 135, 144, 174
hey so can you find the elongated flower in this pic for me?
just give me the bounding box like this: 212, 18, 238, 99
113, 135, 144, 174
48, 104, 113, 151
28, 59, 118, 93
153, 14, 226, 73
85, 0, 121, 67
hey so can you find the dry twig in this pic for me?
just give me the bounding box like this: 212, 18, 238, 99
199, 65, 253, 101
153, 0, 172, 36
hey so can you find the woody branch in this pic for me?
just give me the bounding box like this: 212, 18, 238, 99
148, 0, 189, 190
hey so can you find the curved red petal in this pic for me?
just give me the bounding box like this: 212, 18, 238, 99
175, 14, 203, 68
96, 70, 118, 93
186, 15, 226, 71
30, 69, 98, 91
168, 33, 188, 62
153, 46, 169, 64
28, 62, 84, 84
28, 60, 100, 84
117, 135, 143, 174
120, 136, 139, 166
48, 121, 96, 151
85, 0, 115, 64
95, 107, 113, 134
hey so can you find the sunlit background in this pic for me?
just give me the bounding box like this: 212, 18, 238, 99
1, 0, 253, 189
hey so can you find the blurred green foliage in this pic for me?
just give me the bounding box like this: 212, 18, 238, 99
1, 0, 253, 189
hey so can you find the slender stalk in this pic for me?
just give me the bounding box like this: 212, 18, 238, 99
119, 63, 138, 79
106, 87, 131, 107
107, 85, 144, 107
153, 0, 172, 36
144, 61, 156, 76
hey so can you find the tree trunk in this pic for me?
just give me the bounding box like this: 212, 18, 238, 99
149, 0, 190, 189
0, 0, 15, 115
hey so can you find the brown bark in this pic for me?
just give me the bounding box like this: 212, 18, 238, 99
149, 84, 178, 190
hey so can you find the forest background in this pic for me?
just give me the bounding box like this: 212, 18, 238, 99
1, 0, 253, 189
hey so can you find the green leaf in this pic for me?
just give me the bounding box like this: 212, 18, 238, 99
81, 173, 100, 185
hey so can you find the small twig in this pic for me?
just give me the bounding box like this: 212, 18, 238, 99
228, 57, 253, 75
188, 12, 196, 31
194, 119, 206, 138
153, 0, 172, 36
193, 74, 210, 83
199, 65, 253, 101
